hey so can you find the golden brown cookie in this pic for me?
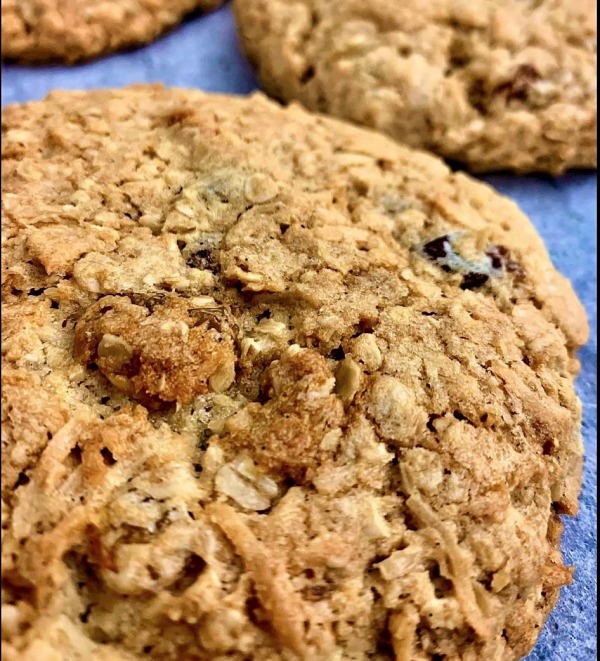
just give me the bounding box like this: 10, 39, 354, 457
1, 0, 224, 63
233, 0, 597, 174
1, 85, 588, 660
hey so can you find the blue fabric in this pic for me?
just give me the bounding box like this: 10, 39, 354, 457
2, 4, 596, 659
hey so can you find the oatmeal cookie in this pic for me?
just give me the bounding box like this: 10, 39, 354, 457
1, 85, 588, 660
233, 0, 597, 174
1, 0, 224, 63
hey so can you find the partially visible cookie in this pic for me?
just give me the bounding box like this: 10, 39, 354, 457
1, 86, 588, 660
233, 0, 597, 174
1, 0, 224, 63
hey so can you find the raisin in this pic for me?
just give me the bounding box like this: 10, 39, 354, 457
489, 254, 502, 269
422, 235, 451, 260
460, 272, 489, 290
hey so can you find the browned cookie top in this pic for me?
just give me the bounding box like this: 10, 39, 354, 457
2, 0, 224, 63
234, 0, 597, 174
1, 86, 588, 660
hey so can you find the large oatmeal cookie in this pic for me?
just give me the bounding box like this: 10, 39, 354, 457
233, 0, 597, 174
1, 0, 224, 63
1, 85, 588, 660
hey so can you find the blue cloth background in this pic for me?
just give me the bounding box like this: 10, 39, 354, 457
1, 3, 596, 659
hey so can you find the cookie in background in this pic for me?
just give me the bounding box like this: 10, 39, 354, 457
234, 0, 597, 174
1, 0, 224, 63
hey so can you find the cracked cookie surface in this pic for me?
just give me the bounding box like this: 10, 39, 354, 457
1, 0, 223, 63
233, 0, 597, 173
1, 85, 588, 660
